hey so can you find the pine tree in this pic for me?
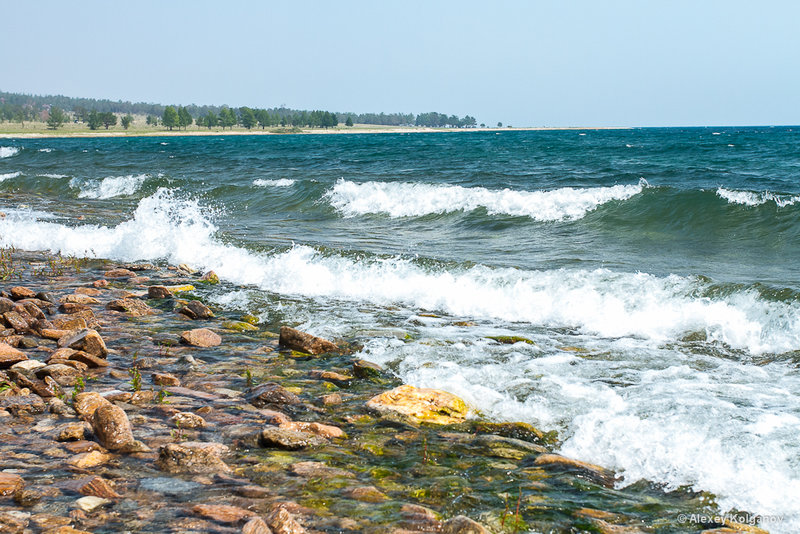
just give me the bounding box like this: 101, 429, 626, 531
162, 106, 179, 130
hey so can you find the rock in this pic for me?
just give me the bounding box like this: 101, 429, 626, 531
59, 302, 91, 314
93, 279, 109, 288
73, 392, 110, 420
171, 412, 206, 429
74, 288, 102, 296
352, 359, 383, 379
278, 421, 344, 439
104, 268, 136, 278
35, 291, 55, 302
153, 372, 180, 386
10, 286, 36, 300
68, 351, 109, 368
67, 476, 121, 499
52, 316, 87, 330
441, 516, 490, 534
279, 326, 338, 355
75, 495, 110, 512
178, 300, 214, 320
180, 328, 221, 347
35, 364, 81, 386
200, 271, 220, 284
192, 504, 255, 523
258, 428, 326, 450
138, 477, 202, 495
308, 370, 352, 386
17, 336, 38, 348
156, 442, 231, 474
0, 297, 14, 313
0, 472, 24, 495
243, 517, 272, 534
14, 488, 42, 506
58, 329, 107, 358
10, 359, 45, 373
3, 310, 30, 333
0, 394, 46, 416
221, 320, 259, 332
289, 461, 354, 479
41, 328, 72, 340
343, 485, 388, 502
246, 383, 301, 407
532, 453, 616, 488
486, 335, 535, 345
91, 403, 135, 450
320, 393, 342, 406
60, 294, 99, 305
55, 422, 88, 441
366, 384, 469, 425
267, 505, 306, 534
68, 450, 112, 469
147, 285, 172, 299
0, 343, 27, 368
106, 298, 154, 317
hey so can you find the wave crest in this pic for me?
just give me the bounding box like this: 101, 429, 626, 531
717, 187, 800, 207
0, 146, 20, 158
325, 179, 645, 220
73, 174, 149, 199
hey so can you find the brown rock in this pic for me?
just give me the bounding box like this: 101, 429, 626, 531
59, 302, 91, 314
0, 472, 24, 495
178, 300, 214, 320
35, 364, 81, 386
152, 372, 180, 386
41, 328, 72, 340
68, 450, 112, 469
180, 328, 221, 347
156, 441, 231, 474
3, 310, 30, 333
106, 298, 154, 316
74, 288, 102, 296
91, 403, 135, 450
73, 393, 110, 420
0, 394, 46, 416
68, 351, 109, 368
10, 286, 36, 300
353, 359, 383, 379
55, 422, 88, 441
60, 294, 99, 305
366, 384, 469, 425
308, 370, 352, 386
147, 285, 172, 299
0, 342, 27, 368
171, 412, 206, 428
259, 428, 326, 450
0, 297, 14, 314
245, 383, 300, 407
267, 505, 306, 534
279, 326, 338, 355
289, 461, 354, 479
192, 504, 255, 523
441, 516, 490, 534
104, 268, 136, 278
278, 421, 344, 439
343, 485, 388, 503
52, 316, 87, 330
65, 476, 121, 499
64, 440, 105, 454
93, 279, 109, 288
243, 517, 272, 534
320, 393, 342, 406
533, 453, 616, 488
57, 329, 107, 358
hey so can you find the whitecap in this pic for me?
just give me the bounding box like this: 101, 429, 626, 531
0, 146, 20, 158
253, 178, 296, 187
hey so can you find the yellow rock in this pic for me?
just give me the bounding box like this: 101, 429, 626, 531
165, 284, 195, 293
366, 384, 469, 425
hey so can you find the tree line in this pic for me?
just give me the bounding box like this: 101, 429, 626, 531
1, 90, 480, 129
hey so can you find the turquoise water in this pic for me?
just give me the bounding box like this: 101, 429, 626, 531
2, 128, 800, 530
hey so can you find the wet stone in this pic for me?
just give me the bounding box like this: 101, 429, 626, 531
138, 477, 202, 495
178, 300, 214, 320
54, 422, 88, 441
91, 403, 135, 450
267, 505, 306, 534
171, 411, 207, 428
343, 485, 388, 502
258, 428, 326, 450
57, 329, 108, 358
441, 516, 490, 534
156, 441, 231, 474
352, 359, 384, 379
106, 298, 154, 317
0, 472, 24, 495
192, 504, 255, 523
1, 394, 46, 416
289, 461, 354, 479
180, 328, 221, 347
243, 517, 271, 534
279, 326, 338, 355
246, 383, 300, 408
153, 372, 180, 386
147, 286, 172, 299
10, 286, 36, 300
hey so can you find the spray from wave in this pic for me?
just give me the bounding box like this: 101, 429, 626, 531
717, 187, 800, 207
325, 178, 646, 220
0, 147, 20, 158
72, 174, 149, 199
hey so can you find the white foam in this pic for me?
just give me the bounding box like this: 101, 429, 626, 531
38, 148, 53, 153
0, 146, 20, 158
0, 171, 21, 181
74, 174, 148, 199
717, 187, 800, 207
39, 173, 68, 179
325, 179, 645, 220
253, 178, 295, 187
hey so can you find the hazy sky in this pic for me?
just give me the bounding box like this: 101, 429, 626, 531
3, 0, 798, 127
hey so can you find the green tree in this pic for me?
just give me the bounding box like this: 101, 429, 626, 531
101, 112, 117, 129
121, 114, 133, 129
87, 110, 103, 130
345, 116, 353, 127
219, 107, 236, 129
162, 106, 179, 130
497, 122, 502, 128
178, 106, 193, 129
204, 111, 218, 129
239, 107, 256, 129
46, 107, 66, 129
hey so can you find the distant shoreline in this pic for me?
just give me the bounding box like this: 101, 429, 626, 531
0, 125, 631, 139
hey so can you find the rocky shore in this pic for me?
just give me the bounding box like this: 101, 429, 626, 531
0, 250, 767, 533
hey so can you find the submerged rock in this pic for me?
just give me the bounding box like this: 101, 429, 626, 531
147, 285, 172, 299
267, 504, 306, 534
279, 326, 338, 355
352, 359, 383, 379
0, 472, 24, 495
532, 453, 616, 488
366, 384, 469, 425
258, 427, 326, 450
106, 298, 154, 317
180, 328, 221, 347
441, 515, 490, 534
192, 504, 255, 523
57, 329, 108, 358
156, 441, 231, 474
178, 300, 214, 320
246, 382, 301, 407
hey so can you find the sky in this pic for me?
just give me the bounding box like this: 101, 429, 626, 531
2, 0, 799, 127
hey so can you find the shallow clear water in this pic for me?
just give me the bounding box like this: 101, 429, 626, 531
2, 128, 799, 530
